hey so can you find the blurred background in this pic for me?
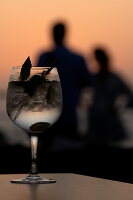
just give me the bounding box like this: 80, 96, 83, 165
0, 0, 133, 183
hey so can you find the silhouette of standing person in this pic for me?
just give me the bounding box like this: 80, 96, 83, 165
36, 22, 91, 141
89, 47, 133, 145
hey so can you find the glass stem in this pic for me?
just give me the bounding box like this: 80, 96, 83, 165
30, 136, 38, 175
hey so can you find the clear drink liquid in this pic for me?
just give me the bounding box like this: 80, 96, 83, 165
6, 67, 62, 135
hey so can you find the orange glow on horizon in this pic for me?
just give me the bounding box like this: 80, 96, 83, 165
0, 0, 133, 88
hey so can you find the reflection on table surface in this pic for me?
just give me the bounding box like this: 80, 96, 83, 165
0, 173, 133, 200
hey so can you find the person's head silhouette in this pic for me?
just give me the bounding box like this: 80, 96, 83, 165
94, 48, 110, 72
52, 22, 66, 45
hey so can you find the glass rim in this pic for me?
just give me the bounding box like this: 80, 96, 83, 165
12, 66, 55, 69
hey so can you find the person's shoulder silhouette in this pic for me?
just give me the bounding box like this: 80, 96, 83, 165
92, 48, 132, 97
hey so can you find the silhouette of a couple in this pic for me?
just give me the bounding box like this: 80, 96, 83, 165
36, 22, 133, 149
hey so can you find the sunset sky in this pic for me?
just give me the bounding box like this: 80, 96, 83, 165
0, 0, 133, 89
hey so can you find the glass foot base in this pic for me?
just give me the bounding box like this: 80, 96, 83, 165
11, 175, 56, 184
